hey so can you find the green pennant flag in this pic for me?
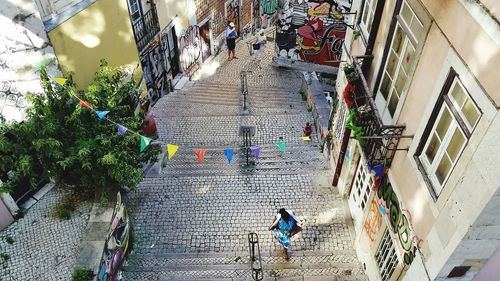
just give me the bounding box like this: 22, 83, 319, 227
276, 141, 286, 152
140, 135, 152, 152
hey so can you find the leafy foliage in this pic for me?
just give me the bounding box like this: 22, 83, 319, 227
0, 60, 160, 194
72, 268, 94, 281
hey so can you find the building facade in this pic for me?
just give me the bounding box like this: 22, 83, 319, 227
328, 0, 500, 280
35, 0, 141, 90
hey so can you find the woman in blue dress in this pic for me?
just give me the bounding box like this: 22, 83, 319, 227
269, 208, 302, 260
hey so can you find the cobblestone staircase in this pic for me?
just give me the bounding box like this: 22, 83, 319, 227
124, 47, 366, 280
124, 250, 365, 280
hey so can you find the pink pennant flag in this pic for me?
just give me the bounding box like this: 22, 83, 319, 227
194, 148, 206, 164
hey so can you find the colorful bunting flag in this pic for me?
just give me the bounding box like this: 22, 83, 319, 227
300, 136, 311, 141
250, 145, 260, 159
96, 111, 110, 120
79, 100, 93, 109
224, 148, 233, 164
194, 148, 206, 164
140, 135, 152, 152
54, 77, 67, 86
276, 141, 286, 152
117, 125, 127, 135
167, 144, 179, 160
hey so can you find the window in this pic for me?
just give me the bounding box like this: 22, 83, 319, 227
129, 0, 140, 22
375, 0, 426, 122
375, 229, 399, 281
416, 71, 481, 197
360, 0, 379, 36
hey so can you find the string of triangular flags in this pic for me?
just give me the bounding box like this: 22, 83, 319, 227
53, 77, 326, 163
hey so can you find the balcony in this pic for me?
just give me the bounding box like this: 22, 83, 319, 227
133, 6, 160, 52
346, 56, 406, 168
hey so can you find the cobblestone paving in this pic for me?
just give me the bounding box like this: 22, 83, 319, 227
0, 187, 92, 281
124, 37, 366, 280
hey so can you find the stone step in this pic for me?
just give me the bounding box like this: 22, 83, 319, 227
123, 250, 365, 280
186, 83, 293, 92
166, 91, 304, 104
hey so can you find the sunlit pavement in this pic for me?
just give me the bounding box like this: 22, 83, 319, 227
123, 38, 367, 280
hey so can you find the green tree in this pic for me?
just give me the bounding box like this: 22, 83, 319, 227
0, 61, 160, 194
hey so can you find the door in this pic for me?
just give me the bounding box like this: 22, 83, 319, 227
162, 27, 180, 77
225, 0, 240, 36
348, 160, 373, 232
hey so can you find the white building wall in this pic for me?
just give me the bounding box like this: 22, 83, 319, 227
0, 0, 61, 123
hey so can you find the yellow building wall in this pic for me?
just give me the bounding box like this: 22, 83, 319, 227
48, 0, 141, 89
156, 0, 190, 34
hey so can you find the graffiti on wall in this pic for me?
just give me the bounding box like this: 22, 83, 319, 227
0, 11, 61, 123
252, 0, 262, 31
98, 193, 131, 281
0, 82, 27, 122
178, 26, 202, 73
225, 0, 241, 35
276, 0, 351, 67
364, 198, 383, 242
140, 37, 168, 106
377, 180, 419, 265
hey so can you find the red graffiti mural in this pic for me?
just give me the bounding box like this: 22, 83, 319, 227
296, 18, 346, 67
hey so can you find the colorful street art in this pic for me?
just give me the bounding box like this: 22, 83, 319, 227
225, 0, 241, 35
140, 37, 168, 106
178, 26, 202, 73
364, 198, 383, 242
377, 180, 418, 265
98, 193, 132, 281
275, 0, 352, 67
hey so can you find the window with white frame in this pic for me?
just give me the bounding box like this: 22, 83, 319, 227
376, 0, 427, 121
129, 0, 141, 22
375, 229, 399, 281
416, 70, 481, 197
351, 160, 373, 211
360, 0, 379, 36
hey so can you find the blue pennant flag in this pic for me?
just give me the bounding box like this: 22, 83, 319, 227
96, 110, 110, 120
224, 148, 233, 164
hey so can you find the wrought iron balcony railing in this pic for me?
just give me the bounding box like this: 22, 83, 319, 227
133, 5, 160, 52
348, 56, 407, 168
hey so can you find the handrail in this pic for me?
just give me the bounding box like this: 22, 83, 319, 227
240, 71, 249, 110
248, 232, 263, 281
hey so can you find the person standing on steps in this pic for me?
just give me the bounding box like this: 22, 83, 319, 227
269, 208, 303, 261
226, 22, 238, 60
253, 30, 267, 66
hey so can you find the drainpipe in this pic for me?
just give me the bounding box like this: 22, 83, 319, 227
332, 128, 351, 186
361, 0, 386, 75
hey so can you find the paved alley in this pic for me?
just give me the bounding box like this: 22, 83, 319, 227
123, 38, 366, 281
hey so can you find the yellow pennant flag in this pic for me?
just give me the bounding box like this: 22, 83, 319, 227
166, 144, 179, 160
54, 77, 67, 86
300, 136, 311, 141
